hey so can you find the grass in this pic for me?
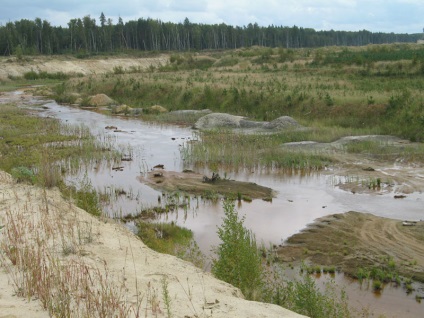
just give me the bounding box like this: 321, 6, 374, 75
136, 221, 205, 268
52, 44, 424, 142
0, 104, 120, 215
181, 129, 334, 172
42, 44, 424, 171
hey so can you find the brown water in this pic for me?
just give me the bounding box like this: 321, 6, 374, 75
35, 99, 424, 317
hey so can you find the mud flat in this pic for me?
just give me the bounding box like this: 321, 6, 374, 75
278, 211, 424, 282
138, 170, 274, 200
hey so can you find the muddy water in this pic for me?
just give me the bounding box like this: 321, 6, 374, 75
39, 102, 424, 250
305, 271, 423, 318
35, 100, 424, 317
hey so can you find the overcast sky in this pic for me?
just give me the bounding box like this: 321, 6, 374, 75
1, 0, 423, 34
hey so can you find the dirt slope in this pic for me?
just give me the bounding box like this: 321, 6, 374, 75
0, 55, 168, 80
0, 171, 305, 318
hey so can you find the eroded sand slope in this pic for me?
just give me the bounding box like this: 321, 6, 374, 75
0, 171, 305, 318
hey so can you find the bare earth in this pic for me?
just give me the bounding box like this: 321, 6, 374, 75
0, 55, 168, 80
278, 212, 424, 281
0, 171, 304, 318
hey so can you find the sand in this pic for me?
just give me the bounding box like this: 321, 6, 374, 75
0, 171, 305, 318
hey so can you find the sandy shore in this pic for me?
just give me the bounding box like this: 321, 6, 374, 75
0, 171, 304, 318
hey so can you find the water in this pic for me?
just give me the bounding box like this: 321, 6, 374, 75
37, 100, 424, 250
34, 100, 424, 317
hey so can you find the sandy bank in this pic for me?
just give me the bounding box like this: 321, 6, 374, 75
0, 171, 305, 318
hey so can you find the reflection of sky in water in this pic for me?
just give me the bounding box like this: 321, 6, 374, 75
38, 102, 424, 257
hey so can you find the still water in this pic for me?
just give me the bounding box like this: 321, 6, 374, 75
37, 100, 424, 317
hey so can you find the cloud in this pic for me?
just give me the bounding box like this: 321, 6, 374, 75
168, 0, 208, 12
0, 0, 422, 33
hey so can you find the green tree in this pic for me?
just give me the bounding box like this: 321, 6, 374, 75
212, 200, 263, 300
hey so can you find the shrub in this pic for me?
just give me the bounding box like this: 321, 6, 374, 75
288, 275, 350, 318
212, 200, 263, 300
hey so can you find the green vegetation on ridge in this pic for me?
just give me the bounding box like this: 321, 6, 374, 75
43, 44, 424, 147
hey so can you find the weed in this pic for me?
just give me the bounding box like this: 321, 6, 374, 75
372, 280, 382, 291
162, 277, 172, 318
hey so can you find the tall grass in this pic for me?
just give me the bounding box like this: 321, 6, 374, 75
181, 129, 333, 171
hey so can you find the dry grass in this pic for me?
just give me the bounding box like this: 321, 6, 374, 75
0, 176, 145, 317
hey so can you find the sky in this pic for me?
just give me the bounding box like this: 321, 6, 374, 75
1, 0, 423, 34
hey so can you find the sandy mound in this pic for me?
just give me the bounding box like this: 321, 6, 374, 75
283, 135, 409, 151
114, 104, 133, 114
0, 171, 304, 318
331, 135, 407, 148
278, 211, 424, 282
88, 93, 115, 106
138, 170, 274, 200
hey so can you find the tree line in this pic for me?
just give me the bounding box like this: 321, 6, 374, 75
0, 13, 422, 56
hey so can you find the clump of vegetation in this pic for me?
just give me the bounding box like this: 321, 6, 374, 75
10, 166, 36, 183
23, 70, 70, 80
212, 200, 263, 300
161, 53, 216, 71
182, 129, 333, 171
355, 256, 418, 295
212, 200, 352, 317
136, 221, 205, 267
137, 221, 193, 253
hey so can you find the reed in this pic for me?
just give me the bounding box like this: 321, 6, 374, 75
181, 129, 333, 171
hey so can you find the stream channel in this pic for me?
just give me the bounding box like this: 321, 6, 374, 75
33, 98, 424, 317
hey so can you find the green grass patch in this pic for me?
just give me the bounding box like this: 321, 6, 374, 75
136, 221, 193, 254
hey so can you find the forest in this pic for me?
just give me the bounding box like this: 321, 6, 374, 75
0, 12, 423, 56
